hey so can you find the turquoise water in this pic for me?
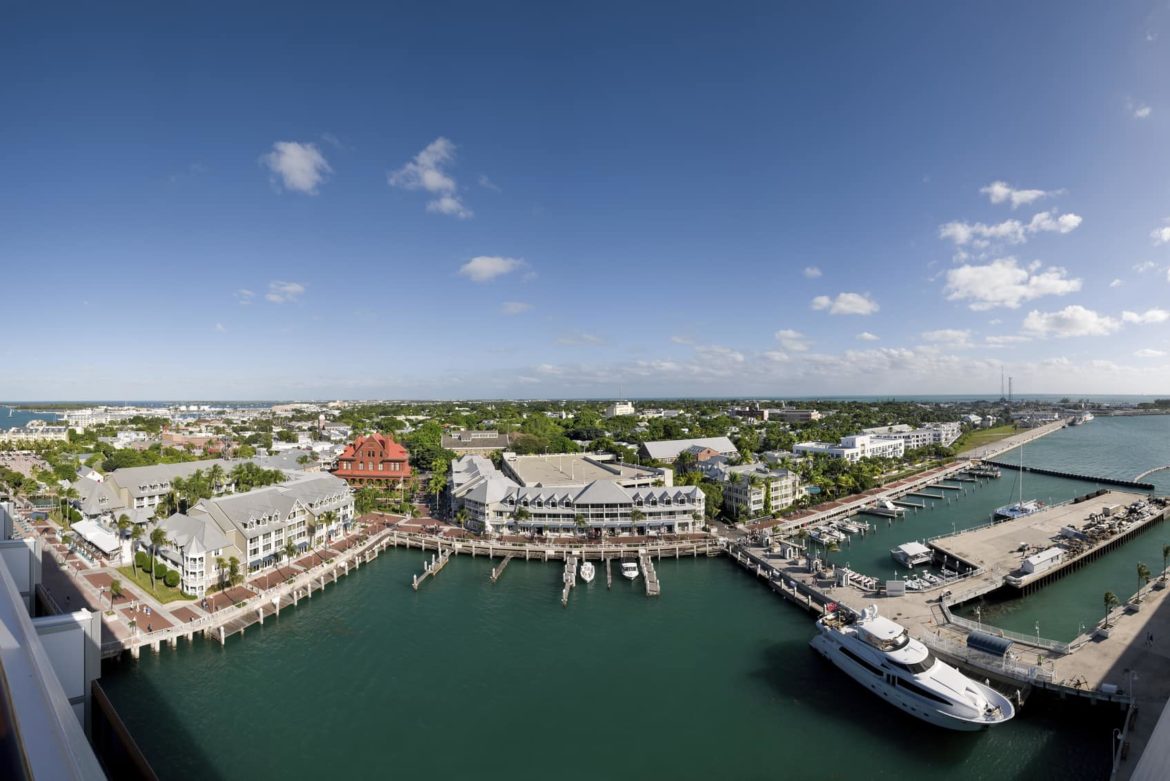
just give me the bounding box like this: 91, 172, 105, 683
100, 417, 1170, 780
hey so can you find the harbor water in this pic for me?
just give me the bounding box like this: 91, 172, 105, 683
99, 417, 1170, 780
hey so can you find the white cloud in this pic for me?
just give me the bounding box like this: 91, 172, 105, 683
1122, 308, 1170, 324
214, 322, 226, 333
1110, 278, 1123, 288
235, 289, 255, 305
943, 257, 1081, 310
803, 266, 822, 279
1152, 222, 1170, 245
426, 195, 473, 219
477, 174, 501, 192
939, 210, 1082, 246
557, 332, 605, 346
1134, 105, 1152, 119
774, 329, 811, 351
262, 141, 331, 194
1135, 260, 1159, 272
921, 329, 973, 347
500, 301, 531, 315
980, 181, 1058, 209
389, 137, 472, 218
458, 256, 525, 283
265, 281, 306, 303
856, 332, 880, 341
811, 292, 879, 316
1022, 305, 1121, 338
694, 344, 746, 364
670, 335, 694, 345
1136, 348, 1166, 358
984, 335, 1032, 346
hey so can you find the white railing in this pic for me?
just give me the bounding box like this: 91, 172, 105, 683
941, 608, 1071, 654
922, 633, 1055, 683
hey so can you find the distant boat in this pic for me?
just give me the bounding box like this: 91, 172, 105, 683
579, 561, 596, 584
621, 561, 639, 581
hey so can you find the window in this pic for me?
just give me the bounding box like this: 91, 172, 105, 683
888, 653, 937, 676
895, 676, 952, 705
838, 647, 882, 677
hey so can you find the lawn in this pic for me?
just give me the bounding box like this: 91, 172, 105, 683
954, 424, 1018, 454
117, 566, 193, 604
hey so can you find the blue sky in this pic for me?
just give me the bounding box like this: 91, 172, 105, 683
2, 2, 1170, 399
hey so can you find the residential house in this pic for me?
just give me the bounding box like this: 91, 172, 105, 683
332, 433, 412, 486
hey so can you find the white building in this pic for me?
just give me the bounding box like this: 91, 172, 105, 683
155, 511, 235, 597
710, 463, 802, 519
605, 401, 636, 418
189, 472, 354, 573
449, 454, 703, 536
794, 434, 905, 462
860, 422, 961, 450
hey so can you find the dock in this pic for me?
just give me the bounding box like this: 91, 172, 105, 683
930, 490, 1168, 594
605, 558, 613, 589
639, 550, 661, 597
490, 554, 513, 583
561, 554, 577, 606
412, 547, 452, 590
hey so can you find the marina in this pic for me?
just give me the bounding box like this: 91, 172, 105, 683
91, 416, 1170, 780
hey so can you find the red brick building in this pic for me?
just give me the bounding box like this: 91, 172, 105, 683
332, 433, 412, 486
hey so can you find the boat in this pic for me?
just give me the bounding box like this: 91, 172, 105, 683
994, 444, 1043, 522
835, 520, 863, 535
579, 561, 596, 584
994, 499, 1044, 522
810, 528, 844, 546
810, 605, 1015, 731
891, 541, 933, 568
621, 561, 639, 581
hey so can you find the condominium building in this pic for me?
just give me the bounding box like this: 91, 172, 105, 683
449, 453, 703, 536
793, 434, 906, 462
187, 473, 353, 574
105, 459, 232, 523
860, 422, 962, 449
155, 511, 235, 597
708, 463, 802, 519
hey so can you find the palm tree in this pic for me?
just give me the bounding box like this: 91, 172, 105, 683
215, 556, 227, 591
116, 514, 131, 539
130, 523, 144, 552
454, 508, 469, 528
1103, 591, 1120, 629
208, 463, 226, 493
109, 578, 122, 609
1137, 562, 1152, 596
228, 556, 241, 587
284, 541, 298, 566
148, 526, 168, 590
319, 510, 338, 542
272, 546, 285, 569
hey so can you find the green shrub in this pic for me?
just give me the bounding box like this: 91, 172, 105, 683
164, 570, 180, 588
134, 551, 149, 571
153, 562, 168, 580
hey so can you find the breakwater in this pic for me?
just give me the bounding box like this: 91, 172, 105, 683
984, 460, 1155, 491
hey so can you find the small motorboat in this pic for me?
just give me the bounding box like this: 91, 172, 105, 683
579, 561, 596, 583
621, 561, 640, 581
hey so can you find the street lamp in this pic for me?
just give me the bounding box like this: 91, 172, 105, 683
1035, 621, 1041, 646
975, 606, 982, 632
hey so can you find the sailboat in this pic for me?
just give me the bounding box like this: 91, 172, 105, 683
993, 445, 1042, 522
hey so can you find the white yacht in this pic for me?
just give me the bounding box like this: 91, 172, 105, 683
621, 561, 640, 581
579, 561, 596, 584
810, 605, 1015, 731
891, 541, 933, 568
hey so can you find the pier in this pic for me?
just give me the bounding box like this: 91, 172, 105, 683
490, 554, 513, 583
640, 551, 661, 597
412, 547, 452, 590
561, 555, 577, 606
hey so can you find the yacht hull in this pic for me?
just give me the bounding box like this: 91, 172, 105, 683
810, 634, 993, 732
